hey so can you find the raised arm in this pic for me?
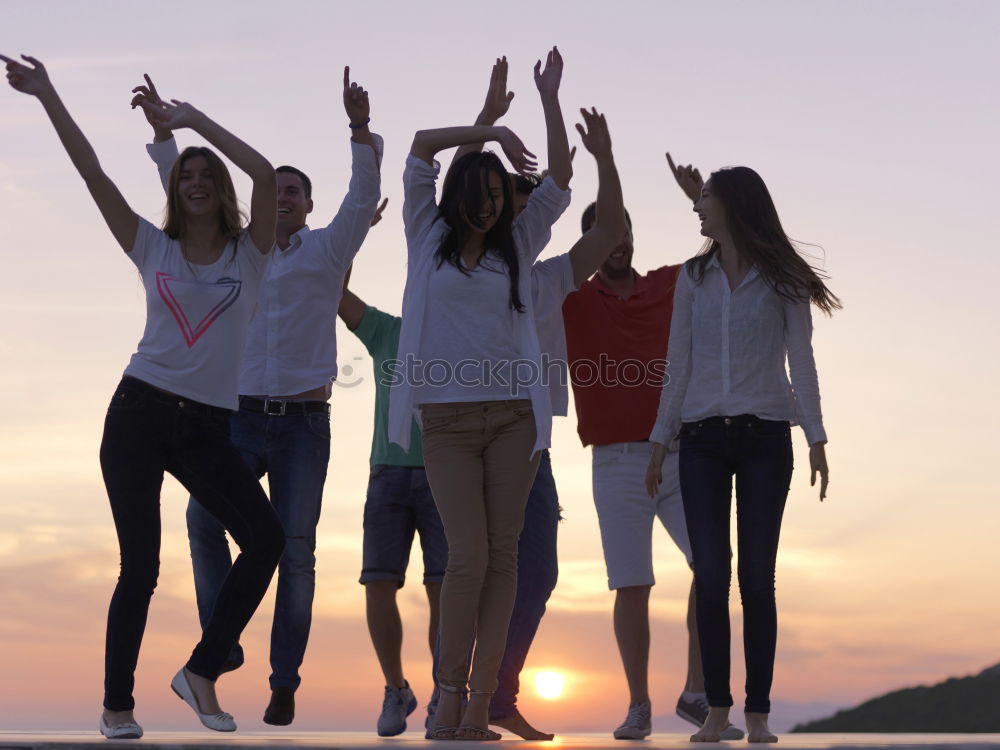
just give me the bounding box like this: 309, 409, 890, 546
131, 74, 172, 144
410, 125, 536, 174
141, 97, 276, 253
131, 74, 178, 191
666, 152, 704, 203
567, 108, 626, 286
343, 66, 378, 161
2, 54, 138, 252
317, 66, 384, 272
337, 264, 367, 332
533, 46, 572, 190
454, 56, 515, 163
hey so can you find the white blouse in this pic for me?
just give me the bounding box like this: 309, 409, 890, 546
650, 255, 827, 447
388, 154, 571, 456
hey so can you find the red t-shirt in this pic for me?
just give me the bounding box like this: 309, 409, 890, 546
561, 265, 681, 446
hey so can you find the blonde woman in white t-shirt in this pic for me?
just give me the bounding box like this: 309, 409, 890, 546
394, 48, 573, 741
2, 55, 284, 738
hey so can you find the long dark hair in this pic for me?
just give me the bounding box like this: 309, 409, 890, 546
436, 151, 524, 312
688, 166, 841, 315
163, 146, 245, 242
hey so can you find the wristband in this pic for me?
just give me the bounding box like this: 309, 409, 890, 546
349, 117, 371, 130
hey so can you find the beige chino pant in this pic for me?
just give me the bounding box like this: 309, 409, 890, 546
420, 399, 540, 692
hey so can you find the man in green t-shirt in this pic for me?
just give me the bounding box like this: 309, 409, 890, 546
339, 284, 446, 738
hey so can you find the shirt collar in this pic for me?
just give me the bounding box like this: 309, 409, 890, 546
278, 224, 311, 253
593, 268, 648, 299
705, 253, 761, 286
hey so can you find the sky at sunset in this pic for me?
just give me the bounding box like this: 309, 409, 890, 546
1, 0, 998, 734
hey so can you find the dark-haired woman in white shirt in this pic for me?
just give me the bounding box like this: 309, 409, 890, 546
646, 159, 839, 743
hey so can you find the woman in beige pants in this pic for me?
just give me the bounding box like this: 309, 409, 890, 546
390, 49, 572, 740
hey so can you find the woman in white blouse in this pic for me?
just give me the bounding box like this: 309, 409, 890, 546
645, 164, 839, 743
392, 48, 572, 740
2, 55, 284, 737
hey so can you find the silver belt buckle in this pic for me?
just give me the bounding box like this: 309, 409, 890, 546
264, 398, 287, 416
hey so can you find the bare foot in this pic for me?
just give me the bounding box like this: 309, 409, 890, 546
691, 706, 731, 742
459, 691, 492, 731
431, 687, 463, 732
491, 708, 555, 740
745, 713, 777, 743
183, 667, 223, 714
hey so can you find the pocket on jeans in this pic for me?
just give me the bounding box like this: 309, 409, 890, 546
750, 419, 790, 438
307, 411, 331, 439
420, 406, 458, 430
679, 422, 702, 439
106, 384, 149, 414
592, 449, 622, 467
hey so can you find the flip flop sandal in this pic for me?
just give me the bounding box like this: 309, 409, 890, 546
456, 726, 502, 741
428, 726, 458, 740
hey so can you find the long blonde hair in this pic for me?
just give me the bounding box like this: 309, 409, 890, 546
162, 146, 245, 241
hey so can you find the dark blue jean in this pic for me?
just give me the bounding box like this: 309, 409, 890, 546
99, 377, 284, 711
491, 449, 560, 720
186, 403, 330, 690
679, 415, 793, 715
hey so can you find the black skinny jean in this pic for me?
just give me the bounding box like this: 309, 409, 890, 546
679, 415, 793, 714
99, 376, 285, 711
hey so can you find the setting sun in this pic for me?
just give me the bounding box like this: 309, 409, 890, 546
535, 670, 566, 700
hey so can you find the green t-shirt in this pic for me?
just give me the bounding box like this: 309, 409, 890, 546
352, 305, 424, 467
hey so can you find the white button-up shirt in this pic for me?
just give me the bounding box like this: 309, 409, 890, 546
650, 255, 827, 446
148, 135, 383, 397
388, 155, 571, 456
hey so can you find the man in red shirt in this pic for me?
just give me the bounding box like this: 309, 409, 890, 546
562, 192, 743, 740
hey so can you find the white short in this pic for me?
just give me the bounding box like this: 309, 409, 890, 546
592, 441, 693, 590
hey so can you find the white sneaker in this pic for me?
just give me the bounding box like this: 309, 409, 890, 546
377, 681, 417, 737
613, 700, 652, 740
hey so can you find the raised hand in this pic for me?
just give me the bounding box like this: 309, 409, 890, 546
666, 152, 704, 203
343, 66, 370, 126
130, 73, 173, 141
1, 54, 53, 97
130, 74, 164, 118
480, 56, 514, 124
369, 197, 388, 228
139, 98, 203, 131
575, 107, 612, 160
533, 46, 563, 100
495, 126, 538, 175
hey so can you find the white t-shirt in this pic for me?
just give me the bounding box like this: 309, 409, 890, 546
417, 253, 522, 404
390, 155, 572, 456
147, 136, 385, 396
123, 217, 271, 409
